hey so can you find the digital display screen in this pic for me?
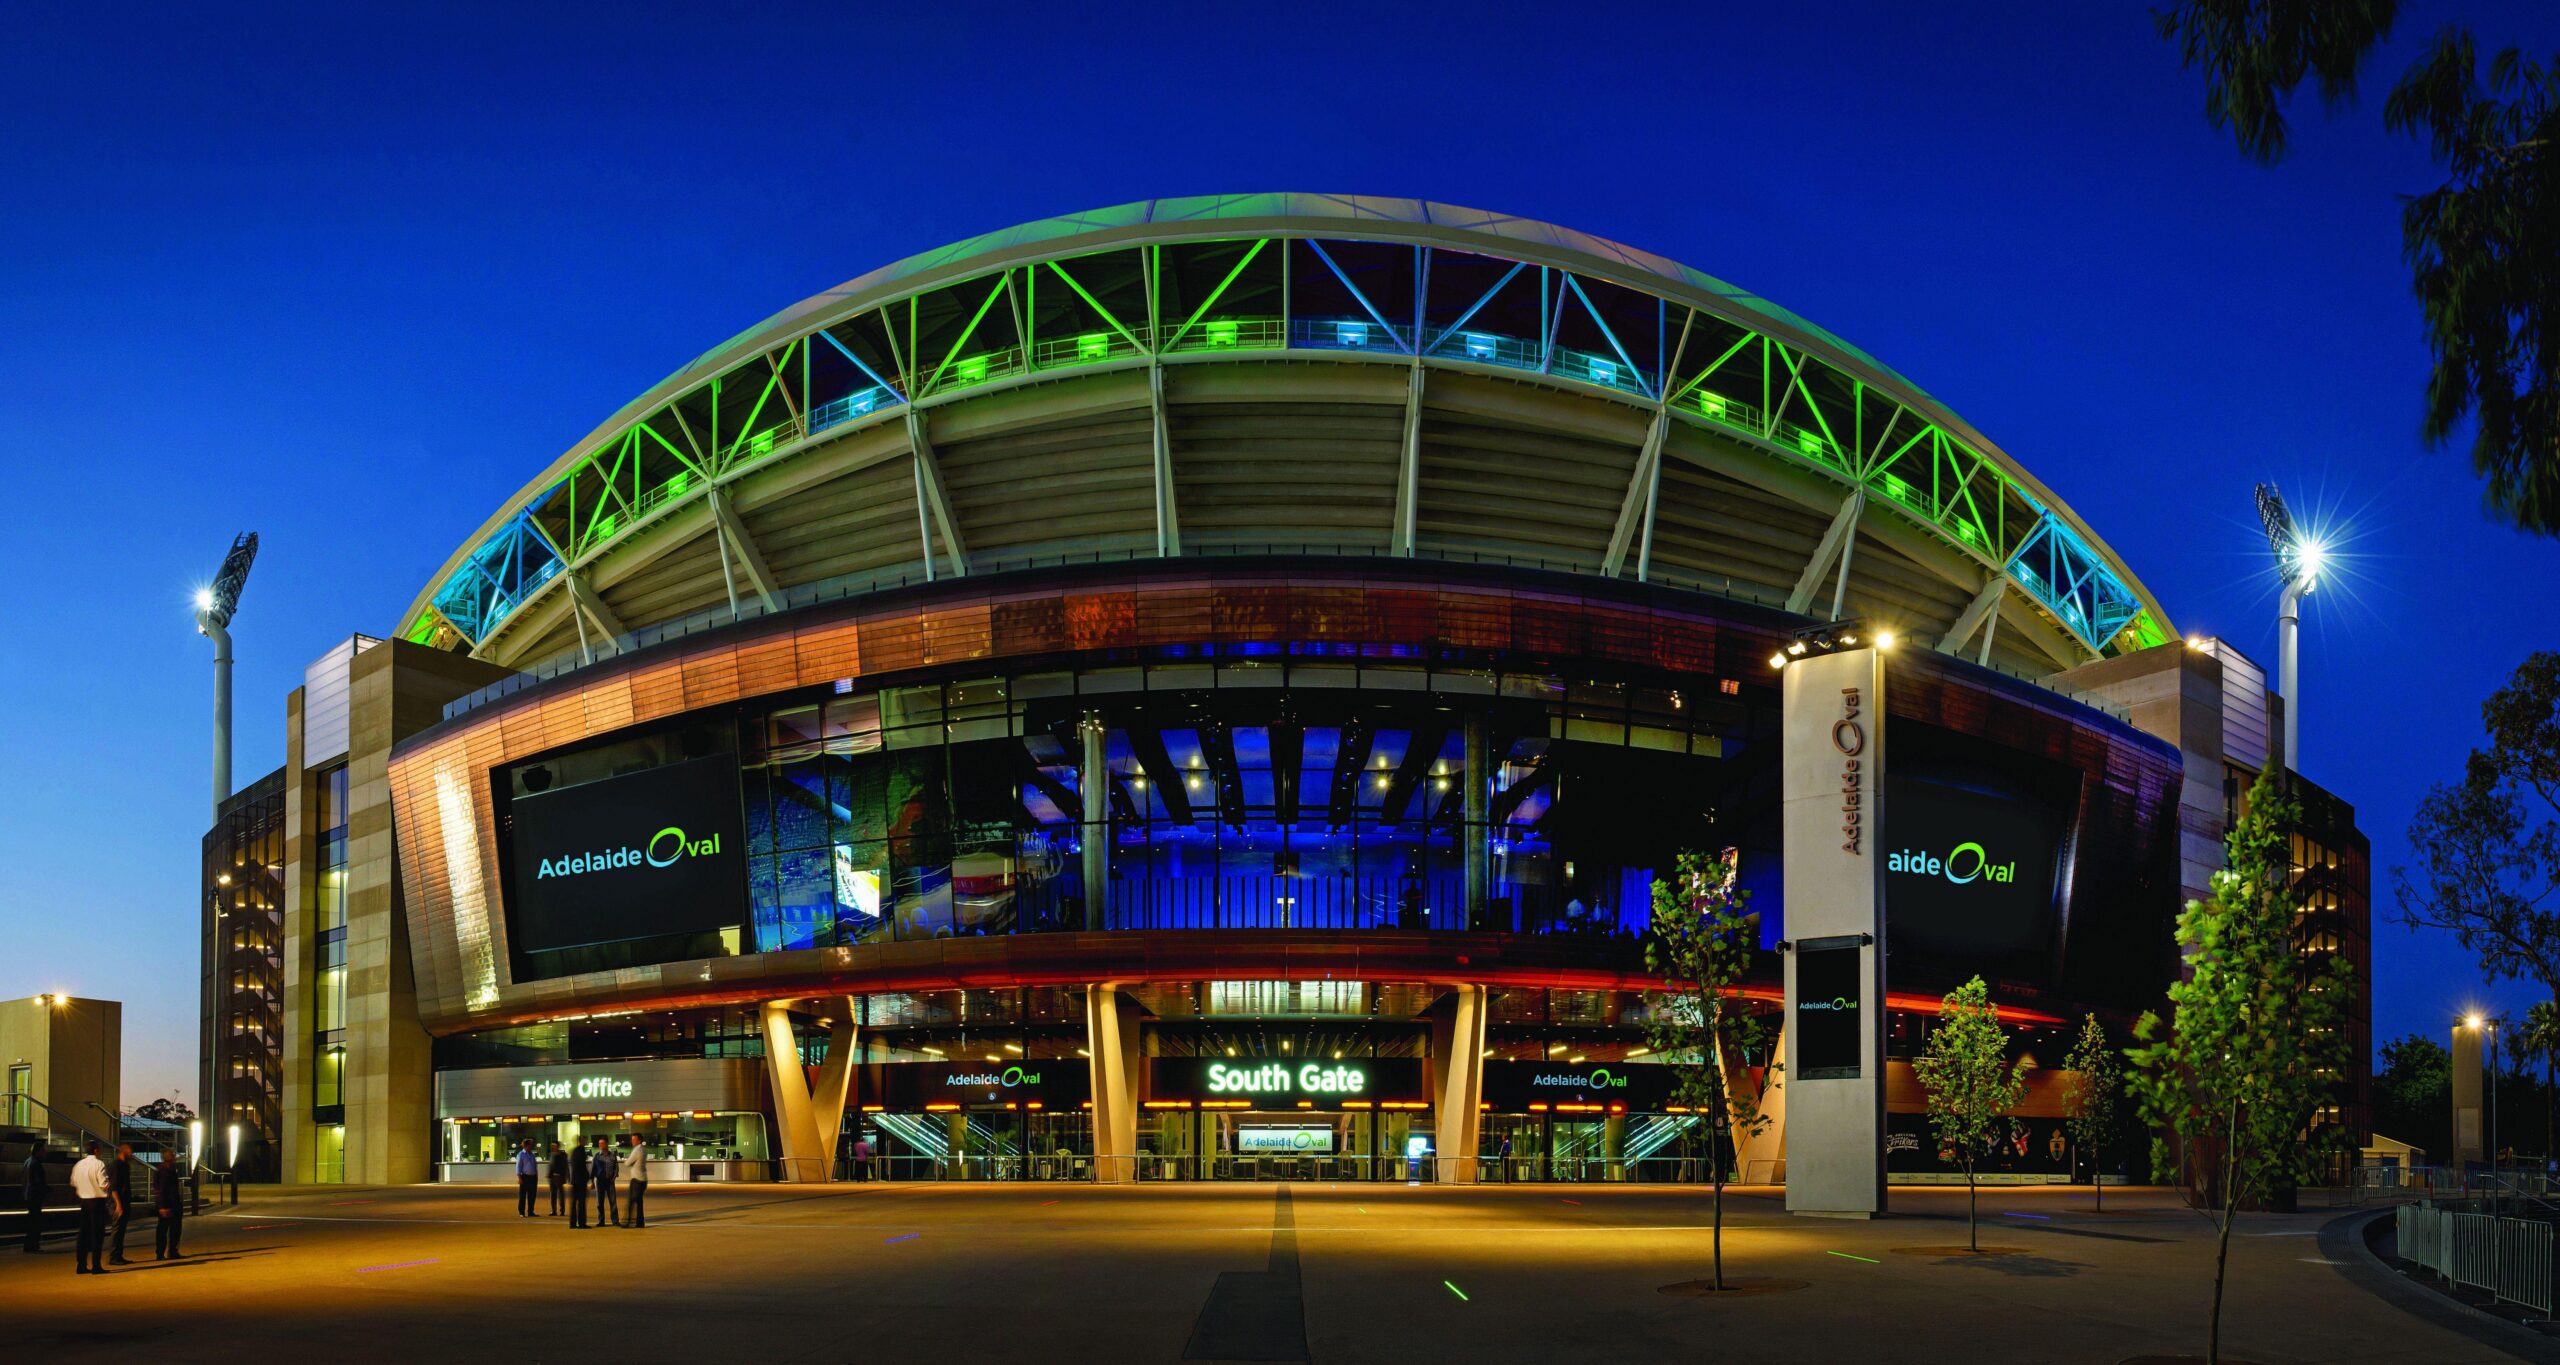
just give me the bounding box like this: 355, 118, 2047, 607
1147, 1058, 1427, 1106
1794, 940, 1864, 1079
1884, 776, 2062, 976
504, 753, 748, 954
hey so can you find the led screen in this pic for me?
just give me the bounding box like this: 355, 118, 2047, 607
504, 753, 749, 954
1883, 775, 2062, 977
1793, 940, 1864, 1078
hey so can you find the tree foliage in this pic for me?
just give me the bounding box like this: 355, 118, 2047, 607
2385, 35, 2560, 533
1643, 847, 1772, 1291
2395, 653, 2560, 997
2161, 8, 2560, 535
2131, 766, 2356, 1364
2156, 0, 2402, 164
1915, 976, 2027, 1252
2062, 1012, 2124, 1211
130, 1097, 194, 1125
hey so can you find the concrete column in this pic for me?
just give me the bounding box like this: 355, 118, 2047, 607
1428, 984, 1488, 1183
1779, 646, 1887, 1218
760, 1001, 827, 1183
807, 1000, 859, 1179
1080, 712, 1109, 931
1085, 986, 1143, 1182
1463, 715, 1489, 930
1603, 1114, 1628, 1181
2454, 1023, 2485, 1167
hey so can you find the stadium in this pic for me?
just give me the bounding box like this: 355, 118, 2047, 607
205, 195, 2367, 1196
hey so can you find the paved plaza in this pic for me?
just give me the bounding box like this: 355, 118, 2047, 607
0, 1183, 2539, 1363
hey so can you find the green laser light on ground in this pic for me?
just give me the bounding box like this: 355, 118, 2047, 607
1445, 1281, 1469, 1301
1827, 1251, 1880, 1264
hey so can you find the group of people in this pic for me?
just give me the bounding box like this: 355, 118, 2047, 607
19, 1140, 189, 1273
515, 1136, 648, 1229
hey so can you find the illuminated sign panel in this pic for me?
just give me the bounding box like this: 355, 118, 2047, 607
1149, 1058, 1426, 1106
1238, 1126, 1336, 1154
503, 753, 748, 954
1884, 775, 2061, 974
1480, 1062, 1670, 1110
1794, 939, 1864, 1079
863, 1062, 1090, 1110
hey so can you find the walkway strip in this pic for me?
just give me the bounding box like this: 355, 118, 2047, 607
1445, 1281, 1469, 1301
1826, 1250, 1879, 1264
884, 1233, 920, 1244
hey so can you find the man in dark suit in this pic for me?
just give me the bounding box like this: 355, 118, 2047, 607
566, 1139, 589, 1229
547, 1142, 568, 1215
590, 1141, 619, 1227
18, 1149, 45, 1253
106, 1143, 135, 1266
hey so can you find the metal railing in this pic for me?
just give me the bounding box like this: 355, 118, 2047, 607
2399, 1202, 2556, 1316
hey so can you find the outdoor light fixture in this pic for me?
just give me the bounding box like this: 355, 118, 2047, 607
1770, 619, 1885, 668
188, 1120, 204, 1171
2254, 484, 2316, 765
227, 1123, 241, 1168
194, 531, 259, 821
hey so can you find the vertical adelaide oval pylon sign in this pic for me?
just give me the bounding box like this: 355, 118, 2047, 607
1835, 685, 1866, 854
1779, 644, 1887, 1218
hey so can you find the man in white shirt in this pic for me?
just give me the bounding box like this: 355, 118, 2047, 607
68, 1141, 111, 1275
623, 1136, 649, 1229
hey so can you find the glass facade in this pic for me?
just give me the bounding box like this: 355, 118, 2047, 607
311, 763, 349, 1162
728, 660, 1761, 960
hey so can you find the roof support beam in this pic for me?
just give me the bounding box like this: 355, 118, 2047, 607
1936, 575, 2005, 658
1149, 364, 1181, 556
1785, 490, 1864, 616
564, 571, 626, 656
1601, 409, 1670, 577
1392, 364, 1425, 555
708, 488, 781, 615
906, 409, 966, 578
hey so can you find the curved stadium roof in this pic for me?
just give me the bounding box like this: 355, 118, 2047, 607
404, 194, 2172, 683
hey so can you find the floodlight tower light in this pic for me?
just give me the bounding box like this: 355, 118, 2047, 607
2253, 484, 2316, 767
196, 532, 259, 820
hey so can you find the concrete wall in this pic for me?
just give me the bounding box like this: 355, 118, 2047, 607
1, 995, 121, 1145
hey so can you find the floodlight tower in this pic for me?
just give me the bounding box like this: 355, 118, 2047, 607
196, 532, 259, 820
2253, 485, 2320, 768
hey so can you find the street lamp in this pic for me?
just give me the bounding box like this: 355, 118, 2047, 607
195, 532, 259, 821
2253, 484, 2320, 768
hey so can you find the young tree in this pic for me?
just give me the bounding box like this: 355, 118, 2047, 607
2061, 1013, 2123, 1213
2398, 654, 2560, 1053
2159, 9, 2560, 535
2132, 767, 2357, 1365
1914, 976, 2027, 1252
1643, 847, 1771, 1292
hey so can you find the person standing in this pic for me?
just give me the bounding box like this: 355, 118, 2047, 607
19, 1148, 45, 1254
566, 1139, 590, 1229
547, 1142, 568, 1216
69, 1141, 110, 1275
623, 1136, 648, 1229
106, 1142, 134, 1266
1496, 1133, 1513, 1183
151, 1149, 185, 1260
513, 1139, 538, 1217
850, 1135, 872, 1183
590, 1139, 618, 1227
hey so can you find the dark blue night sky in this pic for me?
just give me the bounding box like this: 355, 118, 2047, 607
4, 1, 2555, 1099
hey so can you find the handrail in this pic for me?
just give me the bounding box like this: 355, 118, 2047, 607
1, 1090, 122, 1159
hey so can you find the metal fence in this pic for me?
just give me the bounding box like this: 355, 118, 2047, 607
2397, 1203, 2555, 1316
